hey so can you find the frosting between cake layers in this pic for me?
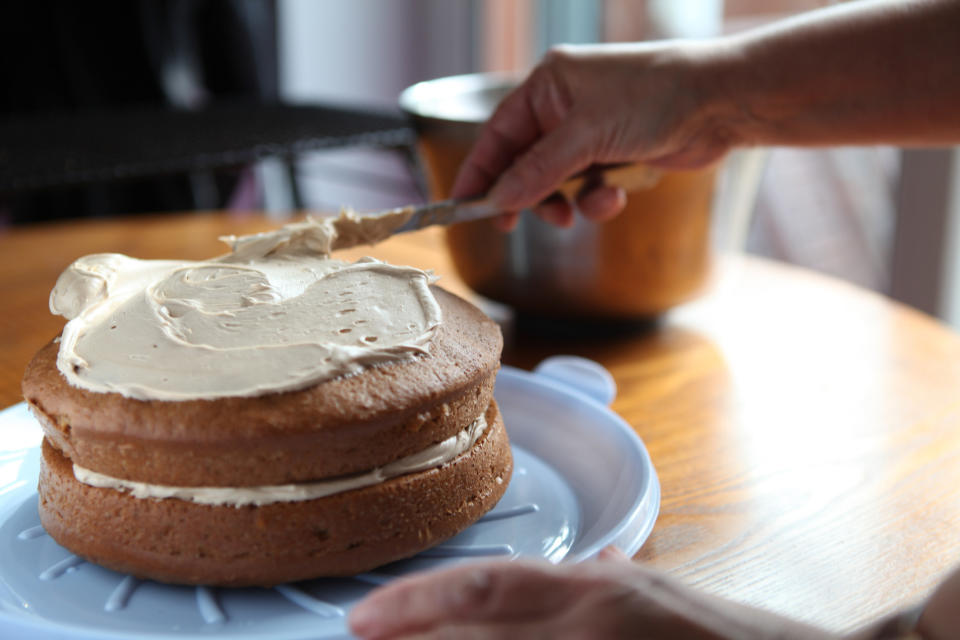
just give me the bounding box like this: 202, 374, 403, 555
73, 413, 488, 506
49, 213, 441, 400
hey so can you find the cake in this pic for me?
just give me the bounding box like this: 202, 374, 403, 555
21, 216, 511, 586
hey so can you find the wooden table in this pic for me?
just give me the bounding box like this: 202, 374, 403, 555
3, 211, 960, 634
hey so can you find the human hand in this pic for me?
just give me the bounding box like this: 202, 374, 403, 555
453, 41, 739, 230
348, 547, 830, 639
917, 564, 960, 640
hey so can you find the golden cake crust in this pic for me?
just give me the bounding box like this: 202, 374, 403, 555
38, 402, 511, 586
23, 287, 502, 486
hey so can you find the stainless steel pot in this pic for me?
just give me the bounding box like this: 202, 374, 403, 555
400, 72, 762, 319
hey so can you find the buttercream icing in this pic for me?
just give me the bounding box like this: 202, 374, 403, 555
73, 413, 488, 506
50, 213, 441, 400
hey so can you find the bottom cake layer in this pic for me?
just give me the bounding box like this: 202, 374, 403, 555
38, 401, 511, 586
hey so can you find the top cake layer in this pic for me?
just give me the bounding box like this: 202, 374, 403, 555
24, 288, 501, 486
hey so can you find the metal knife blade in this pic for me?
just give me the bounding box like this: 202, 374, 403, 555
387, 196, 502, 235
325, 163, 663, 252
370, 163, 661, 238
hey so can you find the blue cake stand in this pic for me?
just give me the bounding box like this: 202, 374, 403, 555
0, 357, 659, 639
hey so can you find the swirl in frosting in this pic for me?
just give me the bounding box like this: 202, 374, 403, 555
49, 214, 441, 400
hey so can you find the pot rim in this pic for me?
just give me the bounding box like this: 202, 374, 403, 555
398, 71, 522, 124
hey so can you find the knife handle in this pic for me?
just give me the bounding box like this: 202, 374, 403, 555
556, 164, 662, 200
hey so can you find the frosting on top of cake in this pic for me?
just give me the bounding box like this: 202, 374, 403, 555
49, 213, 441, 400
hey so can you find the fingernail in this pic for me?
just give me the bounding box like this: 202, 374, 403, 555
347, 603, 380, 636
450, 568, 492, 608
597, 545, 629, 561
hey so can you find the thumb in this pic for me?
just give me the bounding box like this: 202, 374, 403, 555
487, 117, 596, 211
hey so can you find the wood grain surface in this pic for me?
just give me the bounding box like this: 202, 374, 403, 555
2, 212, 960, 634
